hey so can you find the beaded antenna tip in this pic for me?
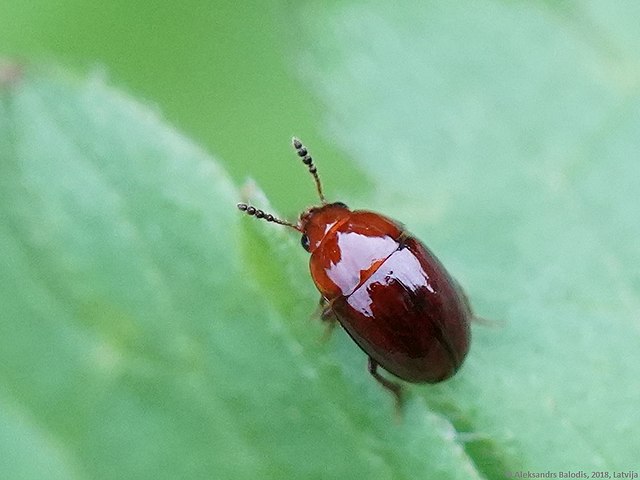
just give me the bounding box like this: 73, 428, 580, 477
236, 137, 327, 230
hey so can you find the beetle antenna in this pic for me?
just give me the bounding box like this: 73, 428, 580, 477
237, 203, 302, 232
292, 137, 326, 204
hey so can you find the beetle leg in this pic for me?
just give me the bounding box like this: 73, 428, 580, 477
471, 315, 504, 328
316, 296, 338, 341
368, 357, 403, 407
318, 296, 335, 321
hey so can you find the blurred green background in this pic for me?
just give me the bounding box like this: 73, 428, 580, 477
1, 1, 639, 479
0, 0, 364, 211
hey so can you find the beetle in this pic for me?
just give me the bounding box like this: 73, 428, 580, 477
237, 137, 472, 401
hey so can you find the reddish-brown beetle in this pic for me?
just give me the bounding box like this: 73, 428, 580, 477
238, 138, 472, 400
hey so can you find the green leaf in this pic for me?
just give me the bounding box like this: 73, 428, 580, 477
0, 67, 481, 480
1, 0, 639, 477
296, 0, 640, 475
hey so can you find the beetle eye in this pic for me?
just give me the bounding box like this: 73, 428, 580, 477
300, 234, 310, 252
334, 201, 348, 209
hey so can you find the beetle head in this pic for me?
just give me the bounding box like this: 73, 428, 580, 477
299, 202, 349, 253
